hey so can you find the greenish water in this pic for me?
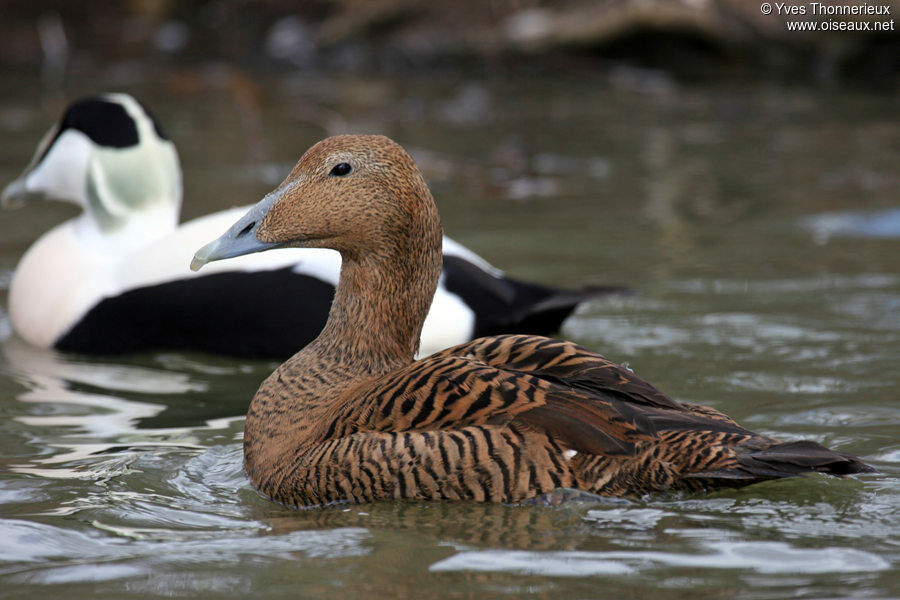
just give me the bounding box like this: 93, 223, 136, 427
0, 73, 897, 599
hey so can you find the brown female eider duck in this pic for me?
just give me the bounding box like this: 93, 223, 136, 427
191, 134, 873, 507
3, 94, 619, 358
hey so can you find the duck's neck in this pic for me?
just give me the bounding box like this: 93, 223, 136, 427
311, 213, 443, 374
75, 201, 179, 254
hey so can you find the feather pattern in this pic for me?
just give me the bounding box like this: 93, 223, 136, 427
195, 134, 874, 508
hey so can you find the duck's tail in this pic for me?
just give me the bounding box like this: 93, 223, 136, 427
499, 282, 633, 337
441, 255, 632, 338
687, 439, 876, 484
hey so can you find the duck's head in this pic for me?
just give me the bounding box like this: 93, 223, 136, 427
191, 134, 440, 271
1, 93, 181, 232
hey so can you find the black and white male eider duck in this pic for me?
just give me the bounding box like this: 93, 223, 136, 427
2, 94, 622, 358
191, 135, 873, 507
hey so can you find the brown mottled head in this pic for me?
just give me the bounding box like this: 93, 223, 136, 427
191, 134, 441, 269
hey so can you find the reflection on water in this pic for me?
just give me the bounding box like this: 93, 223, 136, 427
1, 339, 245, 482
0, 75, 897, 599
2, 517, 370, 576
805, 207, 900, 242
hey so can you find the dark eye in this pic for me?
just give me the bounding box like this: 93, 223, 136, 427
329, 162, 352, 177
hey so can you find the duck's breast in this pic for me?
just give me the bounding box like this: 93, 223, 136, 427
9, 222, 115, 347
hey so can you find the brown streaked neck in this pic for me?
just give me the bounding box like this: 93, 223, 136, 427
311, 208, 444, 374
309, 183, 443, 376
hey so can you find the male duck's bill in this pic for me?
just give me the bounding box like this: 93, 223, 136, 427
1, 176, 30, 208
1, 124, 63, 208
191, 192, 282, 271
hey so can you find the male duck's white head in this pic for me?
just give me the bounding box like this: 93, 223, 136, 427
2, 93, 181, 243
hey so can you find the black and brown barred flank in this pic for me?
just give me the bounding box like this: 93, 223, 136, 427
205, 135, 873, 508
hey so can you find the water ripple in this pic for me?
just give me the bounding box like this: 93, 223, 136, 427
1, 518, 370, 576
430, 540, 890, 576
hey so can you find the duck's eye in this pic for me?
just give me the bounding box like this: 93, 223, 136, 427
329, 162, 352, 177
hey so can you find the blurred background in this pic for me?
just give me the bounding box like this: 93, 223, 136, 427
1, 0, 898, 84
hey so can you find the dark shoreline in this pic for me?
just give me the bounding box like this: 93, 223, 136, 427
0, 1, 897, 87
